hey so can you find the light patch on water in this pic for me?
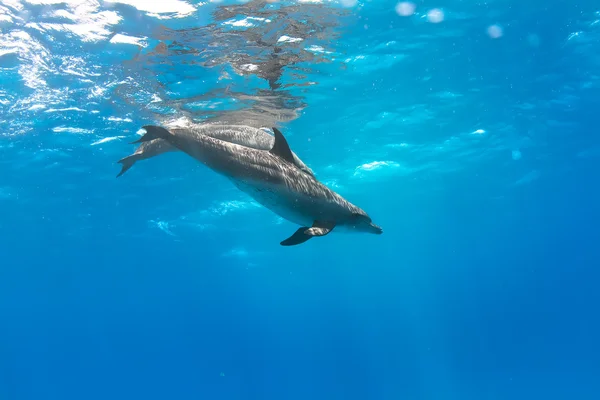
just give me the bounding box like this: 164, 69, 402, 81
512, 149, 522, 160
353, 161, 400, 177
222, 247, 249, 258
25, 3, 123, 43
104, 0, 196, 18
322, 179, 343, 190
385, 142, 410, 149
164, 116, 193, 128
53, 126, 93, 134
344, 53, 406, 73
88, 78, 132, 99
179, 199, 263, 227
1, 30, 51, 89
567, 31, 584, 42
434, 91, 463, 99
109, 33, 147, 47
91, 136, 125, 146
223, 16, 271, 28
472, 129, 486, 135
240, 64, 258, 72
60, 56, 102, 78
148, 219, 176, 236
45, 107, 86, 113
106, 116, 133, 123
24, 0, 82, 4
515, 170, 540, 186
209, 200, 260, 216
363, 111, 399, 130
353, 160, 430, 181
277, 35, 303, 43
305, 45, 333, 55
90, 85, 107, 98
340, 0, 358, 7
516, 102, 536, 110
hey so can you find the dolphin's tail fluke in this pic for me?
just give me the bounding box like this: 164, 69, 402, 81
131, 125, 171, 144
116, 153, 140, 178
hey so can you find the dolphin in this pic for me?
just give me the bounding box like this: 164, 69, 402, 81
116, 124, 314, 178
131, 125, 382, 246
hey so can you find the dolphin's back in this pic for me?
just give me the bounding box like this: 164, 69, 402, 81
118, 123, 314, 178
180, 124, 315, 177
202, 140, 363, 222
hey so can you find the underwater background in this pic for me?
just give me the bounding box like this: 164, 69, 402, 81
1, 0, 599, 399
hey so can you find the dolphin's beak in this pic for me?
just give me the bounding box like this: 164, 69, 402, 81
370, 222, 383, 234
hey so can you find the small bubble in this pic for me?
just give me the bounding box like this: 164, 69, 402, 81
427, 8, 444, 23
395, 2, 415, 17
487, 24, 503, 38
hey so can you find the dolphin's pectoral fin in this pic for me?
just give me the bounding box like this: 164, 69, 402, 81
280, 221, 335, 246
270, 127, 296, 165
280, 227, 313, 246
308, 220, 335, 236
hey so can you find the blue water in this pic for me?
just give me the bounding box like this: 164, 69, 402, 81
1, 0, 599, 399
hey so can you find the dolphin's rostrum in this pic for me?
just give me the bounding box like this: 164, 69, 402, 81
131, 125, 382, 246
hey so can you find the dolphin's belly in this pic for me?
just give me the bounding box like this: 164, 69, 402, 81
229, 178, 316, 227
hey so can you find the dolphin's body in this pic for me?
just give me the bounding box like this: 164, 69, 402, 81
132, 125, 382, 246
116, 124, 313, 178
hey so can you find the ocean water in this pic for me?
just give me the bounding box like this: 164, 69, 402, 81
1, 0, 599, 399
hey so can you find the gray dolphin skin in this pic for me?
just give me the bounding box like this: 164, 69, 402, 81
116, 138, 177, 177
131, 125, 382, 246
116, 124, 313, 178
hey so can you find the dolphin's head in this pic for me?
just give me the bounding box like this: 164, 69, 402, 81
347, 212, 383, 235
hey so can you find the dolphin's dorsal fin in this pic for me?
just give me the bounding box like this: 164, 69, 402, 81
270, 127, 296, 165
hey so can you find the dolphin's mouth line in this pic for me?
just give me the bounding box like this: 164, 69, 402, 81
370, 223, 383, 234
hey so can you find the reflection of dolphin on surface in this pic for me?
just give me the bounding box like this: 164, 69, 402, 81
116, 124, 313, 178
128, 125, 382, 246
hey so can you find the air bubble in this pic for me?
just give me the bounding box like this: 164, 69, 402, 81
395, 2, 415, 17
487, 24, 503, 38
427, 8, 444, 23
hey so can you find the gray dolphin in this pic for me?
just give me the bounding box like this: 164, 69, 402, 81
116, 124, 313, 178
131, 125, 382, 246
